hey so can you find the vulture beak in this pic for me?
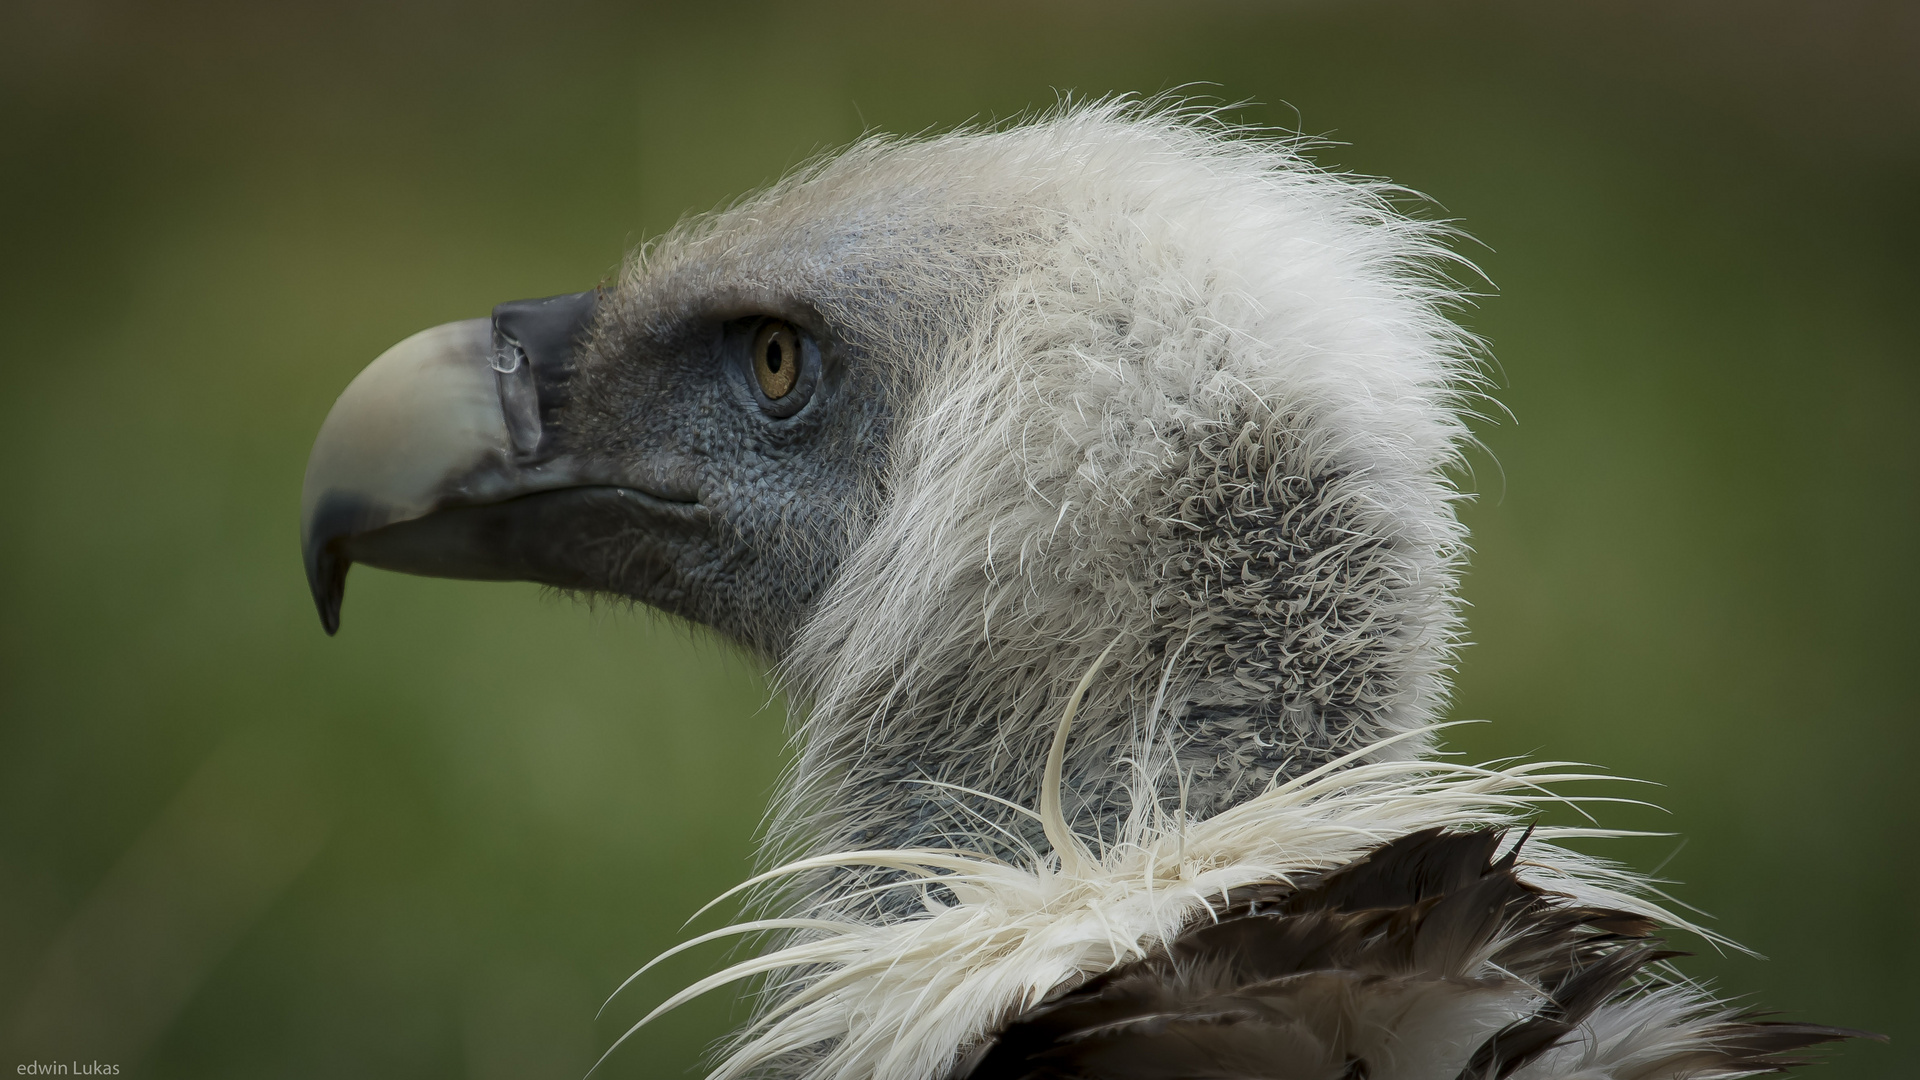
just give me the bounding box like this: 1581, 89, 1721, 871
302, 290, 686, 635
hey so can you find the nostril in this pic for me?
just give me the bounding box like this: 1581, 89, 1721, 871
492, 340, 543, 457
489, 290, 598, 461
488, 341, 522, 374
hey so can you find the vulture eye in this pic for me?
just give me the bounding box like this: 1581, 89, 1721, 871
752, 319, 802, 401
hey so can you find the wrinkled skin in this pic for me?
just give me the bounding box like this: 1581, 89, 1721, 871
561, 295, 886, 657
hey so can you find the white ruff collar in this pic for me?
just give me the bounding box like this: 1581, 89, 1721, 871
605, 676, 1684, 1080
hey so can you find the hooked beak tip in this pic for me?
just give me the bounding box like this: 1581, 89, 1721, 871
306, 538, 347, 636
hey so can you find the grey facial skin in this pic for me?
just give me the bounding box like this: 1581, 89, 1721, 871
301, 285, 888, 658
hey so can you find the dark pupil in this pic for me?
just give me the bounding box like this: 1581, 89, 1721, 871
765, 339, 785, 374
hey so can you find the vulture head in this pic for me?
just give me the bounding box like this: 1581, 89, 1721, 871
302, 104, 1861, 1079
306, 104, 1469, 863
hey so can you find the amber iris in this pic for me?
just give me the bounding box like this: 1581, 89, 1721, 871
752, 320, 801, 400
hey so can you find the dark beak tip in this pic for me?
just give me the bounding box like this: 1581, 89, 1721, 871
305, 539, 348, 636
304, 492, 379, 638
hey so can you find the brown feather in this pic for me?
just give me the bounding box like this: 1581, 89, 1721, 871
955, 829, 1869, 1080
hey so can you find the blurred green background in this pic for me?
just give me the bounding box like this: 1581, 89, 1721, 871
1, 1, 1913, 1076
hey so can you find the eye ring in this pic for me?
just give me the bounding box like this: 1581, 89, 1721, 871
752, 320, 802, 401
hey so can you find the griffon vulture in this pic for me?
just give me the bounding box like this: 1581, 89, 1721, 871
300, 103, 1862, 1080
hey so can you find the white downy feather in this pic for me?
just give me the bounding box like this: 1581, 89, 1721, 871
604, 666, 1702, 1080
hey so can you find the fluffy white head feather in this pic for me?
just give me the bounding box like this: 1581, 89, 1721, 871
601, 104, 1815, 1080
639, 100, 1491, 882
